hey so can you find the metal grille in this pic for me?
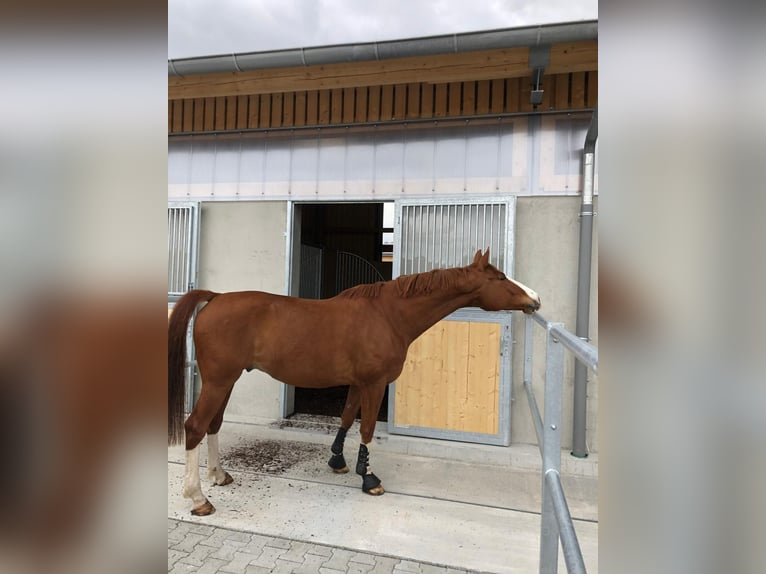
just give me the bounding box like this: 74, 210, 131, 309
335, 251, 385, 295
299, 244, 323, 299
397, 201, 509, 276
168, 204, 199, 298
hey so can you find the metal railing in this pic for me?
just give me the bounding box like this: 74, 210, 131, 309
524, 312, 598, 574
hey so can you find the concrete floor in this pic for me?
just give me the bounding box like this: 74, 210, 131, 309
168, 420, 598, 573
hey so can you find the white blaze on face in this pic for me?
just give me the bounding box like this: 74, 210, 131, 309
509, 278, 541, 306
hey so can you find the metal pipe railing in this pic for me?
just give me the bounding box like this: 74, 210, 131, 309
545, 470, 586, 574
530, 313, 598, 373
524, 312, 597, 573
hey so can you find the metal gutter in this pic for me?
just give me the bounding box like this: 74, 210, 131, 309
572, 106, 598, 458
168, 20, 597, 77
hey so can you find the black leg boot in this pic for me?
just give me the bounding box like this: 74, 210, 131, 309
328, 427, 349, 473
356, 443, 384, 495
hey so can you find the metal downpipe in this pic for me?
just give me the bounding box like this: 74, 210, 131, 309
572, 107, 597, 458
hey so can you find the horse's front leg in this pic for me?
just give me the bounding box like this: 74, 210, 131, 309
328, 385, 360, 474
355, 383, 387, 496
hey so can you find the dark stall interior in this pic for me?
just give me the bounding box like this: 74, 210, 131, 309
293, 203, 393, 422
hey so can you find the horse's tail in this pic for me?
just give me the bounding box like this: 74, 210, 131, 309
168, 289, 218, 446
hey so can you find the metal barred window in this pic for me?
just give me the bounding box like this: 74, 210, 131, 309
168, 203, 200, 300
394, 198, 512, 276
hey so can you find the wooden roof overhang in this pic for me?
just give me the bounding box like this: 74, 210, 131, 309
169, 28, 597, 135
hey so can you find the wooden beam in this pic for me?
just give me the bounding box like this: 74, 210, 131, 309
306, 90, 319, 125
169, 47, 534, 99
548, 41, 598, 75
236, 95, 249, 129
393, 84, 407, 120
271, 93, 283, 127
330, 88, 342, 124
434, 83, 448, 118
354, 87, 368, 123
380, 85, 394, 120
283, 92, 295, 126
571, 72, 586, 108
448, 82, 462, 116
490, 79, 504, 114
193, 98, 205, 131
214, 96, 226, 130
367, 85, 380, 122
295, 91, 307, 126
420, 83, 433, 119
225, 95, 237, 130
476, 80, 490, 114
318, 90, 330, 124
259, 95, 271, 128
555, 74, 569, 109
204, 97, 215, 130
586, 71, 598, 108
343, 87, 355, 123
247, 94, 260, 128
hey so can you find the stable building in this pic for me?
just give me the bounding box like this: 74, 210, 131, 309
168, 21, 598, 452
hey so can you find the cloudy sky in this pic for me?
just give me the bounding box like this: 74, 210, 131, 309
169, 0, 597, 59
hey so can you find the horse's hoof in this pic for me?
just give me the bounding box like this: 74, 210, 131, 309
362, 473, 384, 495
214, 472, 234, 486
365, 485, 385, 496
191, 500, 216, 516
332, 466, 350, 474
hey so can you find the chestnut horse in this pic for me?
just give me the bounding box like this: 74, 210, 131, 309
168, 249, 540, 515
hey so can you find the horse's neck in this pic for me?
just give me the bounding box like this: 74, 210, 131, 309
385, 281, 475, 345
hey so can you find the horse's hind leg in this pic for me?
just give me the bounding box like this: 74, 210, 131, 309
183, 379, 235, 516
206, 388, 234, 486
328, 385, 360, 474
355, 383, 387, 496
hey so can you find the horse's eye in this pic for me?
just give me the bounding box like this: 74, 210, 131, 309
498, 274, 506, 281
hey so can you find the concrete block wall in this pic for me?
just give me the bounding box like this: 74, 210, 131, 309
197, 201, 288, 424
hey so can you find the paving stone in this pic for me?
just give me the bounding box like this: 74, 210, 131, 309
168, 549, 188, 569
168, 520, 195, 543
210, 540, 251, 561
349, 552, 377, 566
323, 548, 356, 571
180, 544, 218, 567
200, 528, 250, 548
189, 523, 217, 536
195, 558, 227, 574
305, 544, 334, 558
220, 551, 262, 573
250, 545, 288, 569
293, 553, 332, 574
169, 562, 199, 574
280, 541, 315, 563
271, 558, 301, 574
319, 568, 346, 574
369, 556, 399, 574
420, 565, 448, 574
171, 532, 208, 553
395, 559, 421, 572
244, 566, 272, 574
348, 562, 375, 574
264, 536, 292, 550
240, 534, 270, 556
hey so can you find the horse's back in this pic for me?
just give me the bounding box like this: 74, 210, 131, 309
192, 290, 401, 387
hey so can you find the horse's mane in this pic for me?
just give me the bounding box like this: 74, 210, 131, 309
337, 267, 469, 300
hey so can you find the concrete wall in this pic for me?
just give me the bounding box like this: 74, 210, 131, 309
513, 196, 598, 453
197, 201, 288, 424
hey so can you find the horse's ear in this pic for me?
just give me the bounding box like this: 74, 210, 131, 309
479, 248, 490, 268
471, 250, 483, 265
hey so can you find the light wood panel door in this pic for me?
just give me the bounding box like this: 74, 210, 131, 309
389, 198, 516, 445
